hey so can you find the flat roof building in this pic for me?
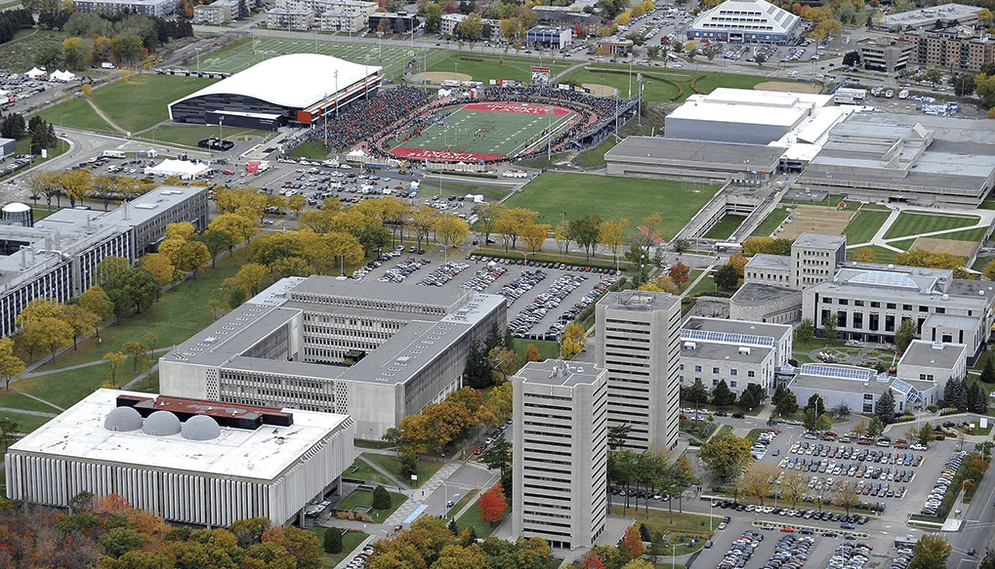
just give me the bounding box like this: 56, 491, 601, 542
0, 187, 208, 338
686, 0, 801, 44
900, 28, 995, 72
160, 276, 506, 439
512, 360, 607, 550
527, 25, 572, 49
596, 291, 681, 451
605, 137, 784, 184
5, 389, 355, 527
857, 37, 914, 73
878, 3, 982, 31
73, 0, 177, 17
730, 283, 803, 324
680, 317, 792, 394
897, 340, 967, 395
786, 363, 937, 414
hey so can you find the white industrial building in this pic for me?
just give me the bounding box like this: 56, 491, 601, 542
4, 389, 355, 527
685, 0, 801, 44
679, 317, 792, 394
0, 187, 208, 339
595, 291, 681, 451
512, 360, 607, 550
160, 276, 506, 439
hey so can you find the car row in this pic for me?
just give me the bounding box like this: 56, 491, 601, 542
757, 534, 813, 569
501, 269, 547, 309
344, 543, 374, 569
510, 274, 594, 340
715, 530, 765, 569
377, 257, 433, 283
459, 265, 507, 292
467, 255, 620, 276
920, 450, 967, 516
790, 443, 922, 465
417, 261, 468, 287
829, 541, 872, 569
779, 456, 919, 481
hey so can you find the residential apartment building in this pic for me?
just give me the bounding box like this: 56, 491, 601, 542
857, 37, 913, 73
266, 8, 314, 30
193, 0, 247, 23
595, 291, 681, 451
0, 187, 208, 339
679, 317, 792, 393
900, 28, 995, 72
440, 13, 500, 39
73, 0, 177, 17
319, 10, 366, 32
512, 360, 608, 550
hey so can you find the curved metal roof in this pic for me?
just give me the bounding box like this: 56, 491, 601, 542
170, 53, 382, 110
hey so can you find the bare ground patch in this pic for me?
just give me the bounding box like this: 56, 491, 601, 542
780, 204, 853, 239
909, 237, 979, 258
754, 81, 822, 94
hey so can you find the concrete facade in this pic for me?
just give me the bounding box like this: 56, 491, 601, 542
679, 317, 792, 393
897, 340, 967, 394
900, 28, 995, 72
730, 283, 804, 324
595, 291, 681, 451
786, 363, 937, 414
791, 233, 846, 289
73, 0, 177, 17
686, 0, 801, 44
266, 8, 314, 30
512, 360, 608, 550
857, 37, 914, 73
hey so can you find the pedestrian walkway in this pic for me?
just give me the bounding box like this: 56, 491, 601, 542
382, 459, 497, 528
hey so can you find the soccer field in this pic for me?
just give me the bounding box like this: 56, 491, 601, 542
390, 102, 577, 161
193, 37, 447, 80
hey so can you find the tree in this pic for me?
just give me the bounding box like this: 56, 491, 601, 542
434, 213, 470, 250
599, 218, 629, 268
569, 215, 604, 260
462, 342, 492, 389
57, 168, 93, 208
833, 483, 859, 514
80, 285, 113, 336
159, 238, 211, 279
714, 263, 740, 290
842, 50, 860, 67
867, 416, 884, 438
981, 357, 995, 385
478, 483, 507, 524
711, 379, 736, 407
478, 435, 512, 473
575, 552, 608, 569
908, 535, 951, 569
63, 304, 99, 351
372, 485, 392, 510
197, 230, 234, 268
140, 253, 177, 287
209, 213, 258, 251
876, 389, 896, 425
524, 343, 542, 362
560, 322, 586, 358
698, 433, 753, 482
738, 462, 778, 505
682, 378, 710, 410
918, 423, 935, 444
22, 317, 73, 362
123, 341, 149, 373
669, 262, 690, 289
802, 408, 819, 432
772, 384, 798, 416
488, 346, 518, 382
831, 403, 850, 420
896, 319, 917, 353
621, 525, 646, 560
103, 351, 125, 386
323, 528, 342, 554
400, 453, 418, 481
0, 337, 25, 390
822, 312, 838, 341
794, 319, 815, 345
744, 383, 767, 409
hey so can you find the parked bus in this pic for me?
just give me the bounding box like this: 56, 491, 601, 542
101, 150, 126, 159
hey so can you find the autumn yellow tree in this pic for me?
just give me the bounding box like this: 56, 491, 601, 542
434, 213, 470, 249
0, 337, 25, 390
21, 317, 73, 363
599, 218, 629, 269
140, 252, 177, 286
209, 212, 258, 252
80, 285, 114, 337
159, 239, 211, 278
560, 322, 586, 359
102, 351, 125, 387
57, 168, 93, 208
164, 221, 197, 241
63, 304, 100, 351
521, 222, 550, 253
123, 341, 149, 373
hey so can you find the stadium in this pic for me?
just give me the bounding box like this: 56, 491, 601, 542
168, 53, 382, 130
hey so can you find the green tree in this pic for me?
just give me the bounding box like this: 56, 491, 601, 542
698, 433, 753, 482
123, 340, 149, 373
400, 453, 418, 482
806, 393, 825, 416
867, 416, 884, 438
822, 312, 838, 341
981, 356, 995, 385
714, 263, 740, 290
372, 485, 391, 510
323, 528, 343, 554
682, 378, 710, 410
711, 379, 737, 407
772, 384, 798, 416
908, 535, 951, 569
876, 389, 896, 425
794, 318, 815, 345
896, 319, 917, 353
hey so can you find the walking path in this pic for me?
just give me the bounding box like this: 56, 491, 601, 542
851, 204, 995, 255
382, 459, 499, 528
83, 98, 128, 135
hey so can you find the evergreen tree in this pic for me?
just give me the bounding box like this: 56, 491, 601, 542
971, 385, 989, 414
462, 341, 492, 389
876, 389, 896, 425
822, 312, 838, 341
372, 485, 391, 510
466, 525, 478, 544
323, 527, 342, 553
712, 379, 736, 407
982, 356, 995, 384
447, 518, 458, 535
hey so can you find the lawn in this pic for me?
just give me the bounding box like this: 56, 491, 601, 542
427, 52, 573, 84
846, 245, 897, 265
335, 489, 407, 523
0, 29, 66, 73
0, 411, 52, 435
886, 238, 917, 251
694, 71, 791, 93
507, 172, 720, 241
512, 338, 559, 361
288, 140, 333, 160
751, 207, 790, 238
686, 270, 717, 297
362, 452, 445, 488
883, 212, 980, 240
143, 124, 273, 148
454, 500, 504, 538
342, 458, 395, 487
609, 507, 719, 536
38, 75, 215, 134
447, 489, 480, 518
927, 226, 988, 243
0, 391, 61, 413
309, 529, 369, 568
843, 207, 891, 245
703, 215, 745, 240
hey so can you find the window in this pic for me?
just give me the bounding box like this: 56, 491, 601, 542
730, 381, 738, 389
838, 299, 848, 305
935, 307, 945, 314
822, 297, 832, 303
680, 364, 685, 371
903, 304, 913, 311
919, 305, 929, 313
713, 367, 720, 374
854, 300, 864, 307
731, 369, 738, 376
695, 365, 702, 372
748, 370, 755, 377
871, 302, 880, 308
887, 303, 896, 309
864, 393, 874, 400
712, 379, 719, 387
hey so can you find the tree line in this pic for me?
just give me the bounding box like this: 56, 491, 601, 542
1, 114, 58, 156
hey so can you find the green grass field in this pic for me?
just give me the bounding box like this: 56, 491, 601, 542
846, 245, 898, 265
0, 29, 65, 73
926, 226, 989, 243
195, 36, 447, 80
335, 489, 407, 523
454, 500, 504, 538
39, 75, 214, 134
392, 104, 574, 158
427, 52, 572, 84
751, 207, 790, 238
143, 124, 273, 148
507, 172, 720, 241
703, 214, 745, 240
843, 207, 891, 245
883, 212, 981, 239
310, 529, 369, 568
362, 452, 444, 488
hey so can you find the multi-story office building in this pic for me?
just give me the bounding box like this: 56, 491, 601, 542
595, 291, 681, 451
786, 363, 937, 414
160, 276, 506, 438
857, 37, 914, 73
5, 389, 355, 527
0, 187, 208, 338
790, 232, 846, 289
512, 360, 607, 550
899, 28, 995, 72
73, 0, 177, 17
679, 317, 792, 393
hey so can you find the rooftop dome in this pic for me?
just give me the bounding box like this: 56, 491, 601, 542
104, 406, 143, 432
181, 414, 220, 441
142, 410, 181, 436
2, 202, 29, 213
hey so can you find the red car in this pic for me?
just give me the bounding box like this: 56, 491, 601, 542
780, 527, 795, 533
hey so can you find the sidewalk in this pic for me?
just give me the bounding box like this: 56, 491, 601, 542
382, 459, 498, 528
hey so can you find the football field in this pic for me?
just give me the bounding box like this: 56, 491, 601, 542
192, 37, 447, 80
390, 102, 577, 162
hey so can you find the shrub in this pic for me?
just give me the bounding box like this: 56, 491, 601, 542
372, 485, 392, 510
323, 527, 343, 553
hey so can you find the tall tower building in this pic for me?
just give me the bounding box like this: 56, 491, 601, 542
512, 360, 608, 550
596, 290, 682, 451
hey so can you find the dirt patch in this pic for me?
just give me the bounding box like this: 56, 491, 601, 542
754, 81, 822, 94
410, 72, 473, 84
584, 83, 618, 97
779, 204, 853, 239
909, 237, 979, 258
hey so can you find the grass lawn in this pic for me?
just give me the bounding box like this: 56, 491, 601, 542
846, 245, 897, 265
310, 528, 369, 568
362, 453, 444, 488
609, 507, 718, 536
428, 52, 572, 85
712, 424, 733, 441
745, 428, 762, 443
886, 238, 917, 251
695, 71, 790, 93
686, 271, 717, 297
144, 124, 273, 148
751, 207, 790, 238
39, 75, 215, 134
981, 199, 995, 210
512, 338, 559, 360
288, 140, 332, 160
0, 410, 51, 435
927, 226, 988, 243
342, 458, 395, 486
973, 256, 995, 271
507, 172, 720, 241
0, 390, 61, 413
703, 215, 745, 240
454, 501, 504, 538
782, 195, 845, 208
843, 208, 890, 245
883, 212, 980, 240
335, 489, 407, 523
354, 439, 396, 450
447, 489, 480, 517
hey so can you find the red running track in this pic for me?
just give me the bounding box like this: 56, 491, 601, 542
461, 101, 572, 116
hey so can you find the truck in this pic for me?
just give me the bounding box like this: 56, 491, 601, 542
101, 62, 115, 69
898, 89, 909, 100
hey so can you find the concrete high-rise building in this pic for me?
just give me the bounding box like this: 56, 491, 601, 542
512, 360, 607, 550
791, 232, 846, 289
595, 290, 681, 451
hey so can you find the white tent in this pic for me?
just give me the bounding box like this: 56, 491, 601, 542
25, 67, 45, 79
144, 159, 209, 180
346, 149, 367, 162
50, 70, 76, 82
